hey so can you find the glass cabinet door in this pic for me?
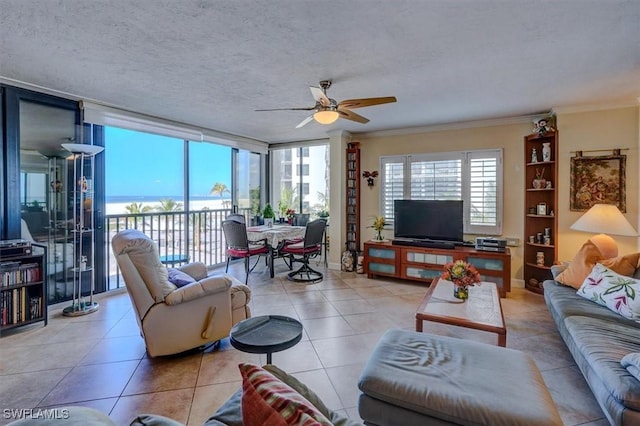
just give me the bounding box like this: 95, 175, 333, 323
18, 98, 78, 304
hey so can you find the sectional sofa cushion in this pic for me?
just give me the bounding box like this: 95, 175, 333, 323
358, 329, 562, 425
545, 280, 640, 325
564, 315, 640, 410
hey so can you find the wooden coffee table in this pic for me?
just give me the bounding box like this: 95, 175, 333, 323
415, 278, 506, 346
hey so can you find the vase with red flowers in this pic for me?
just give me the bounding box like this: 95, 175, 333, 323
441, 260, 481, 300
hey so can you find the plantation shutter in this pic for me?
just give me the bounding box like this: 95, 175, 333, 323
380, 149, 503, 236
380, 157, 406, 221
466, 150, 502, 234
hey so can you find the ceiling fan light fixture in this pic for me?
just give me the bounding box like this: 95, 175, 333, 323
313, 109, 339, 125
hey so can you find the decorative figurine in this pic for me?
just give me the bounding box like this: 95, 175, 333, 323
533, 118, 555, 136
362, 170, 378, 187
531, 148, 538, 163
78, 176, 88, 192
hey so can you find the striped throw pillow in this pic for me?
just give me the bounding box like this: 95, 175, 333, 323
239, 363, 333, 426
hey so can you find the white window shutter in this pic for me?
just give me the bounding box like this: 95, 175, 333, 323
380, 149, 503, 236
380, 157, 406, 221
466, 150, 502, 235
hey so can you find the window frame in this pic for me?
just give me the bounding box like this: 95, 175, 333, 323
379, 149, 503, 236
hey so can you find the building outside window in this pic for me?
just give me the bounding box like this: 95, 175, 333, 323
271, 144, 329, 216
297, 182, 310, 196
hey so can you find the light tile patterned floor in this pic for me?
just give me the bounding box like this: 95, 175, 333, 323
0, 261, 608, 425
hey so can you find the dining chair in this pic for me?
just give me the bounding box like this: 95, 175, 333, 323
292, 213, 310, 226
221, 219, 270, 284
226, 213, 246, 223
280, 218, 327, 283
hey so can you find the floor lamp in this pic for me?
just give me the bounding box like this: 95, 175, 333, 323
570, 204, 637, 258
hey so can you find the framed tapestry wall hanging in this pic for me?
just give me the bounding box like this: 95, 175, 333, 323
570, 150, 626, 212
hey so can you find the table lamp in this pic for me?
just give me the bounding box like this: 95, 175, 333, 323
570, 204, 637, 258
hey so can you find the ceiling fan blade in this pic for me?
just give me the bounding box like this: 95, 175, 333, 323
310, 87, 330, 106
338, 96, 397, 109
255, 107, 315, 111
337, 108, 369, 124
295, 115, 315, 128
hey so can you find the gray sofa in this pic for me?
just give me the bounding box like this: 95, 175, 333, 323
543, 275, 640, 425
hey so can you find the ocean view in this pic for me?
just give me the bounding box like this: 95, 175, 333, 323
105, 195, 229, 215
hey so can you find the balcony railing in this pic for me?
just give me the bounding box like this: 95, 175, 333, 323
106, 208, 252, 290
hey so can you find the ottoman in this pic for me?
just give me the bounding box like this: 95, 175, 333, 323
358, 329, 562, 426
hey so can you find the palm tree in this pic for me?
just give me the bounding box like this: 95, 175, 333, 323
125, 202, 152, 214
156, 198, 183, 212
210, 182, 231, 209
280, 186, 299, 212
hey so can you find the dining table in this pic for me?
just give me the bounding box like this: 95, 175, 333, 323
246, 224, 306, 277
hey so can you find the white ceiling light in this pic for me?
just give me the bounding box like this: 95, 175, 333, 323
313, 109, 339, 125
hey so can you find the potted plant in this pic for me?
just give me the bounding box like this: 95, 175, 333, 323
286, 208, 296, 225
277, 200, 289, 223
263, 203, 275, 227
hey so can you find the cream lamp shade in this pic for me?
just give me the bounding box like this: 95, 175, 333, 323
313, 109, 339, 125
570, 204, 637, 258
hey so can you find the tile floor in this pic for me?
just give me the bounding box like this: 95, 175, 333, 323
0, 261, 609, 425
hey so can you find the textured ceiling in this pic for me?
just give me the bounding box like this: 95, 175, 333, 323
1, 0, 639, 144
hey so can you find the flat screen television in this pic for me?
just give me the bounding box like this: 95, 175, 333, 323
394, 199, 464, 242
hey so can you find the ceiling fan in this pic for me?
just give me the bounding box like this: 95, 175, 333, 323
256, 80, 397, 128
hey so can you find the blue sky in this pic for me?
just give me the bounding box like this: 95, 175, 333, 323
105, 127, 231, 199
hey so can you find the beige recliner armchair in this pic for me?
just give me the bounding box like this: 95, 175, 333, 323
111, 229, 251, 357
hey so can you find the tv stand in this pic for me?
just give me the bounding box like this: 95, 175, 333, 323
392, 239, 455, 250
364, 240, 511, 297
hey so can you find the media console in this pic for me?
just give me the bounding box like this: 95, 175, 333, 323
364, 240, 511, 297
392, 238, 456, 250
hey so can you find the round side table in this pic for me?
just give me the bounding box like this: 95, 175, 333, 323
229, 315, 303, 364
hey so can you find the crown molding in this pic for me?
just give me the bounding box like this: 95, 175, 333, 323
353, 113, 548, 138
552, 99, 640, 115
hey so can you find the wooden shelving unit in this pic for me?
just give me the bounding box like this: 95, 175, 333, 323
345, 142, 361, 253
523, 130, 558, 294
0, 240, 47, 335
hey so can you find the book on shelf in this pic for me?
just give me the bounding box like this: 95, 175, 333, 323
0, 288, 43, 326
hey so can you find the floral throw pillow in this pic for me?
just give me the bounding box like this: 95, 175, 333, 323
578, 263, 640, 321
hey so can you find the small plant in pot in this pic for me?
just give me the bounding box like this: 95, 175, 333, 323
263, 203, 275, 227
277, 200, 289, 223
